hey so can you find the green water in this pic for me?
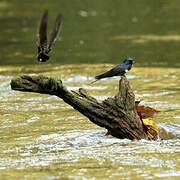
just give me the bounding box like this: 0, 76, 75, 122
0, 0, 180, 179
1, 0, 180, 66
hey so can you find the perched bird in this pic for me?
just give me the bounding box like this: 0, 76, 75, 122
37, 10, 63, 62
92, 57, 135, 83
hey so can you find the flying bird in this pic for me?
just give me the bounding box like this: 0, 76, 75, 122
92, 57, 135, 83
37, 10, 63, 62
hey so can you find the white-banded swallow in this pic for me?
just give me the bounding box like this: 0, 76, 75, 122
37, 10, 63, 62
92, 57, 135, 83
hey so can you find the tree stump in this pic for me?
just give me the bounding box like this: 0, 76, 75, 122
10, 75, 152, 140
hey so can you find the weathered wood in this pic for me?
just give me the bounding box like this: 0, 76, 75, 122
11, 75, 149, 140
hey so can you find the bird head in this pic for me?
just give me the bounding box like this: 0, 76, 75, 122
37, 52, 49, 62
123, 57, 135, 65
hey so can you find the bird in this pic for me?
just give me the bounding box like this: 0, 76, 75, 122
37, 10, 63, 62
92, 57, 135, 83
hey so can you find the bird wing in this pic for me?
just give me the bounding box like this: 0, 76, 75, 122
37, 10, 48, 52
47, 14, 63, 52
95, 65, 124, 80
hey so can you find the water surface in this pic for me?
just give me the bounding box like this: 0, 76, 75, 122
0, 0, 180, 179
0, 65, 179, 179
0, 0, 180, 66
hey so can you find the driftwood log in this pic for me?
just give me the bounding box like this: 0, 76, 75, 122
11, 75, 152, 140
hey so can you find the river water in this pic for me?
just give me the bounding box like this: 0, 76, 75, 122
0, 65, 179, 179
0, 0, 180, 179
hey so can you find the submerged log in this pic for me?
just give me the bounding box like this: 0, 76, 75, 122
10, 75, 150, 140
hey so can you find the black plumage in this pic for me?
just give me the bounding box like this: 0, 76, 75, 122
94, 57, 135, 82
37, 10, 63, 62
